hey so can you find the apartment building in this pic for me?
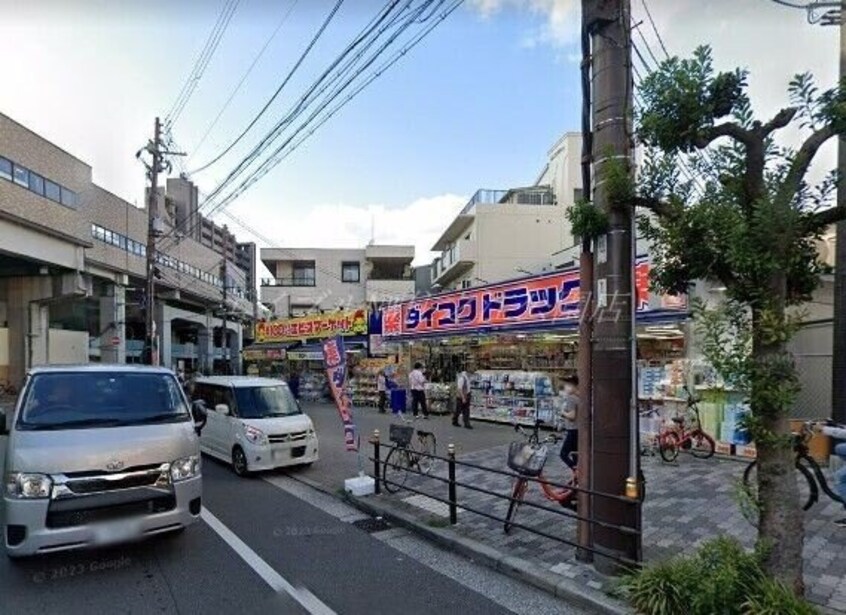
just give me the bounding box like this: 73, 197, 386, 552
0, 112, 255, 386
429, 131, 583, 291
260, 244, 415, 317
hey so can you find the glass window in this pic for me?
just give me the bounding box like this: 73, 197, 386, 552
45, 180, 61, 202
91, 224, 98, 239
342, 262, 360, 283
12, 163, 28, 187
28, 172, 45, 196
233, 385, 301, 419
104, 230, 113, 244
0, 157, 11, 181
292, 261, 316, 286
61, 186, 76, 208
118, 235, 126, 250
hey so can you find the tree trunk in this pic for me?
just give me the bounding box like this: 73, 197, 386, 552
752, 303, 805, 595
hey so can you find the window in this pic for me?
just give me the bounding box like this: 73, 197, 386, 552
12, 163, 28, 187
574, 188, 583, 203
0, 157, 10, 181
61, 186, 76, 208
342, 261, 360, 283
28, 172, 45, 196
461, 279, 472, 289
45, 180, 61, 203
292, 261, 316, 286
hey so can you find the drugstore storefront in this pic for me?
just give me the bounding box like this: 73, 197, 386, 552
379, 264, 690, 426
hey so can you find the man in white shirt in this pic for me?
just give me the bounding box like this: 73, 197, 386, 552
452, 368, 473, 429
408, 362, 429, 419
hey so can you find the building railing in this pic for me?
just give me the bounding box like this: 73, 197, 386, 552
260, 277, 316, 287
460, 188, 508, 215
367, 274, 414, 282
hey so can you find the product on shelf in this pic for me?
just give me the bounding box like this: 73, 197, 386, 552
424, 382, 452, 415
349, 357, 398, 408
299, 371, 329, 402
469, 370, 556, 425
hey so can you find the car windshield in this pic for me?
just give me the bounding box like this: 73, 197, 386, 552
233, 385, 301, 419
18, 372, 190, 430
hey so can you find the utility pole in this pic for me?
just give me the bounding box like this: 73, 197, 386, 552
583, 0, 640, 569
220, 226, 229, 375
767, 1, 845, 422
142, 118, 164, 366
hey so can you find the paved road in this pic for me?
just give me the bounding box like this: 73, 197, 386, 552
1, 435, 591, 615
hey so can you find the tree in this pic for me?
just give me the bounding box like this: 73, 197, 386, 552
633, 45, 846, 594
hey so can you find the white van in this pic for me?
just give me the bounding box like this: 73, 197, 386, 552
190, 376, 318, 476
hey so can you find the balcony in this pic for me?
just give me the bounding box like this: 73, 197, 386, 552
260, 277, 316, 287
366, 279, 415, 303
432, 238, 476, 286
365, 244, 414, 261
460, 189, 508, 215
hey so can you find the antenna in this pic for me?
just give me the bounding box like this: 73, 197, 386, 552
370, 213, 375, 246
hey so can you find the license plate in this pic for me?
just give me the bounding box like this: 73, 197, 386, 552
92, 519, 141, 545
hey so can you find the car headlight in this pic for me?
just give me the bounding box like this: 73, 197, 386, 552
5, 473, 52, 499
244, 425, 268, 445
170, 455, 200, 482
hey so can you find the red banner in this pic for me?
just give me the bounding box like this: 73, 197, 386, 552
322, 336, 357, 451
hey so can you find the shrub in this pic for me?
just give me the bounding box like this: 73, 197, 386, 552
619, 537, 819, 615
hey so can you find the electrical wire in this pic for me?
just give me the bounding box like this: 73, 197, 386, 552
188, 0, 300, 166
165, 0, 240, 132
188, 0, 346, 175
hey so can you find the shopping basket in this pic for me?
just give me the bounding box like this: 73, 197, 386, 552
389, 424, 414, 447
506, 441, 548, 477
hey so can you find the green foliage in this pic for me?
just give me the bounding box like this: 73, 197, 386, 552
790, 73, 846, 133
566, 199, 608, 240
620, 538, 819, 615
638, 46, 749, 153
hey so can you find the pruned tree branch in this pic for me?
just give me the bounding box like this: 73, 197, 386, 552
693, 122, 755, 149
778, 124, 837, 207
806, 204, 846, 232
759, 107, 798, 136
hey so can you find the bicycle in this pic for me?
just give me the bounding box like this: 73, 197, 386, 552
741, 420, 843, 516
657, 386, 716, 462
503, 420, 577, 534
0, 382, 17, 397
382, 423, 437, 494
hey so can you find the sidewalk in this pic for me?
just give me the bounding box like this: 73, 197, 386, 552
293, 403, 846, 613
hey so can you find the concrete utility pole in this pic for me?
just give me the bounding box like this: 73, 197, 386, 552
142, 118, 164, 366
583, 0, 640, 568
769, 1, 845, 423
220, 225, 230, 375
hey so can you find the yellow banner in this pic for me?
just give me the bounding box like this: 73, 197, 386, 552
255, 309, 368, 344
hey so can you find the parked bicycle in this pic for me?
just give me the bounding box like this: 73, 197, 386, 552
0, 382, 17, 397
382, 423, 437, 494
503, 419, 577, 534
742, 420, 843, 515
657, 386, 716, 462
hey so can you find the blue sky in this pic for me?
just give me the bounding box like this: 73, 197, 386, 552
0, 0, 838, 268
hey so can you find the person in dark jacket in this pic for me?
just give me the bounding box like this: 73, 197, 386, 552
288, 370, 301, 400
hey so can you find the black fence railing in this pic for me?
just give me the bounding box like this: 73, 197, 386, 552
367, 430, 643, 568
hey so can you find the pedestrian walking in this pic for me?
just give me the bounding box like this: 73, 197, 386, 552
817, 421, 846, 527
377, 369, 388, 413
288, 369, 301, 401
557, 376, 579, 472
409, 362, 429, 419
452, 367, 473, 429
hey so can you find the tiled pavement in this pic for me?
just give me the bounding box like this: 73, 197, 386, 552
385, 446, 846, 613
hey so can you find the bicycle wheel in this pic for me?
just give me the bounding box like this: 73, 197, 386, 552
417, 432, 437, 475
690, 431, 716, 459
803, 454, 845, 505
658, 432, 680, 462
504, 477, 528, 534
383, 447, 410, 494
742, 459, 817, 512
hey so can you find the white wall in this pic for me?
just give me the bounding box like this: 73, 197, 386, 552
47, 329, 89, 365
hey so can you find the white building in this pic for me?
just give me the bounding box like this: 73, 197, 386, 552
260, 245, 415, 316
430, 133, 583, 291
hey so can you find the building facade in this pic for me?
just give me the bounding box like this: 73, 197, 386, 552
260, 245, 415, 317
0, 112, 255, 386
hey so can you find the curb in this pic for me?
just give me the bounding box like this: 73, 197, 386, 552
345, 493, 631, 615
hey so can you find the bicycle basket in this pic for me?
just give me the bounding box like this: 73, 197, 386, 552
389, 424, 414, 447
507, 441, 548, 477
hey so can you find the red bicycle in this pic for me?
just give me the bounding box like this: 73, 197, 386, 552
658, 386, 715, 462
503, 420, 578, 534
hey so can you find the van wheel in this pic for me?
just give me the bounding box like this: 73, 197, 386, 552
232, 446, 251, 477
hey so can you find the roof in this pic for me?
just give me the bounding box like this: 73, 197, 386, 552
29, 364, 175, 375
193, 376, 288, 388
431, 214, 475, 252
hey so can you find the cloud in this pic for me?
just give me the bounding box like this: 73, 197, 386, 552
226, 194, 467, 272
468, 0, 579, 47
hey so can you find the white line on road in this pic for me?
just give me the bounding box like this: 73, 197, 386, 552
201, 507, 336, 615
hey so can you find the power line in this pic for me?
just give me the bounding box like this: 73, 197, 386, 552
189, 0, 300, 166
188, 0, 347, 175
164, 0, 240, 132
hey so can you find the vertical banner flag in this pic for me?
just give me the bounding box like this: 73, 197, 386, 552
322, 336, 358, 451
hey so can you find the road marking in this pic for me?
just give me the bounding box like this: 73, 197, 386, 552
201, 507, 336, 615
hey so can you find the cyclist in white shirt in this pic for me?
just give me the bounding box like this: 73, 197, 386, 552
409, 363, 429, 419
452, 368, 473, 429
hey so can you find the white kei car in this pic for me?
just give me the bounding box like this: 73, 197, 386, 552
190, 376, 318, 476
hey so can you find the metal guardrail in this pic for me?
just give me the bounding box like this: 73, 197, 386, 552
367, 430, 643, 568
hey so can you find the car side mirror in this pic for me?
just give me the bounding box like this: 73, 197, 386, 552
191, 400, 208, 435
215, 403, 230, 416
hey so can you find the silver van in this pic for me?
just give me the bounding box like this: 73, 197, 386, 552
2, 365, 207, 558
